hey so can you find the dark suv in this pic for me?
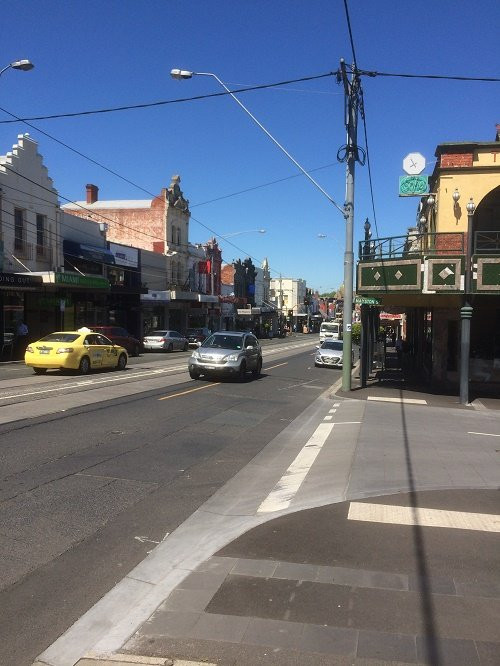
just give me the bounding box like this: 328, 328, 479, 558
186, 328, 210, 347
91, 326, 142, 356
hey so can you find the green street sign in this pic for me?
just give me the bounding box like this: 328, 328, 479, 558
399, 175, 429, 196
355, 296, 381, 305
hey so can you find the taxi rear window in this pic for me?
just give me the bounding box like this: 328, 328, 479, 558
40, 333, 80, 343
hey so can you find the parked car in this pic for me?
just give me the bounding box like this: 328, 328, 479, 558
186, 327, 210, 347
24, 327, 128, 375
314, 339, 353, 368
143, 330, 189, 352
188, 331, 262, 381
91, 326, 142, 357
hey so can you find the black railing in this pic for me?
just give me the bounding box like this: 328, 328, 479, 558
359, 232, 464, 260
475, 230, 500, 253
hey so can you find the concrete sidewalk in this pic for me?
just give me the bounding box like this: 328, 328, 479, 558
34, 368, 500, 666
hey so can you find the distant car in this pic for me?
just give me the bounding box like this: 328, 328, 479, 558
24, 327, 128, 375
186, 327, 210, 347
314, 339, 353, 368
91, 325, 142, 357
143, 330, 189, 352
188, 331, 262, 381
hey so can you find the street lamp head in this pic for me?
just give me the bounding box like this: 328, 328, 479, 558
466, 197, 475, 215
364, 218, 371, 233
170, 68, 194, 80
317, 233, 327, 239
452, 188, 460, 204
427, 194, 435, 207
11, 59, 34, 71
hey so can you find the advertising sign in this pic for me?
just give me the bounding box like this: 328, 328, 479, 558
399, 175, 429, 196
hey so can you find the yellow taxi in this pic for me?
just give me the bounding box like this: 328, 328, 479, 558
24, 327, 128, 375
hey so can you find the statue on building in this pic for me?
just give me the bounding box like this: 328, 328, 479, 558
166, 175, 189, 212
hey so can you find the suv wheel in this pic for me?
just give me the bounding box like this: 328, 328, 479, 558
238, 360, 247, 382
252, 358, 262, 378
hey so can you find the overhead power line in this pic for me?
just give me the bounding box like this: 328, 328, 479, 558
0, 73, 335, 124
358, 69, 500, 82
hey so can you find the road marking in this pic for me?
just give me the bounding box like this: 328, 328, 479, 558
324, 415, 333, 421
0, 365, 187, 401
329, 408, 337, 413
264, 361, 288, 370
258, 422, 334, 513
348, 502, 500, 532
158, 382, 220, 400
333, 403, 340, 407
84, 654, 188, 665
367, 396, 428, 405
468, 431, 500, 437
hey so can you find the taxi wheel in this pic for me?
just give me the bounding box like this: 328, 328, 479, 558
132, 344, 141, 357
117, 353, 127, 371
79, 356, 90, 375
189, 368, 200, 380
33, 368, 47, 375
166, 343, 173, 352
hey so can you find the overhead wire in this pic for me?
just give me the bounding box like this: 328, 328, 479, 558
0, 73, 336, 124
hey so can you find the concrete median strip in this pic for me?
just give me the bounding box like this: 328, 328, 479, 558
348, 502, 500, 532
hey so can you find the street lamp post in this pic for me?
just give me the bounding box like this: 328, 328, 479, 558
170, 69, 344, 214
0, 59, 34, 77
460, 196, 476, 405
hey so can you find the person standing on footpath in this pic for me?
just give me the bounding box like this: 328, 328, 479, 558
15, 320, 29, 360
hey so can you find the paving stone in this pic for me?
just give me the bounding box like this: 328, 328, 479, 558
408, 574, 456, 595
273, 561, 319, 582
177, 570, 228, 592
139, 610, 201, 638
231, 557, 278, 578
298, 623, 358, 656
193, 556, 237, 575
474, 640, 500, 666
189, 612, 250, 643
416, 635, 480, 665
331, 566, 408, 591
162, 588, 216, 613
206, 575, 297, 619
454, 580, 500, 599
242, 617, 303, 649
357, 629, 417, 663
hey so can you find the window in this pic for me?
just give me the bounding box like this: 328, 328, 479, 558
14, 208, 24, 250
36, 214, 45, 247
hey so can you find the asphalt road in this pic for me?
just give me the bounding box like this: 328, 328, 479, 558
0, 336, 332, 666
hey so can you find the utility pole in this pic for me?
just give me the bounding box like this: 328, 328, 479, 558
339, 59, 361, 392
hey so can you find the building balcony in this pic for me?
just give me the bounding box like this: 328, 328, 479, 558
13, 239, 33, 261
357, 231, 500, 295
35, 244, 53, 263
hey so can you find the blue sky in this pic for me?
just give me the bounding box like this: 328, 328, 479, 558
1, 0, 498, 292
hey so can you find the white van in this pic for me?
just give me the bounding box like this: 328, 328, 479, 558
319, 321, 341, 343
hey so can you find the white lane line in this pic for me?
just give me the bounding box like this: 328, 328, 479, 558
468, 431, 500, 437
367, 396, 428, 405
333, 403, 340, 407
324, 415, 333, 421
258, 422, 334, 514
264, 362, 288, 370
329, 408, 337, 413
348, 502, 500, 533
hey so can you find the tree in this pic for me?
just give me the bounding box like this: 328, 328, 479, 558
351, 322, 361, 346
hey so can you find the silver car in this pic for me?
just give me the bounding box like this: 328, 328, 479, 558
188, 331, 262, 381
143, 330, 189, 352
314, 339, 353, 368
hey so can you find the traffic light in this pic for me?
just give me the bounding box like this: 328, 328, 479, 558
288, 310, 293, 317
